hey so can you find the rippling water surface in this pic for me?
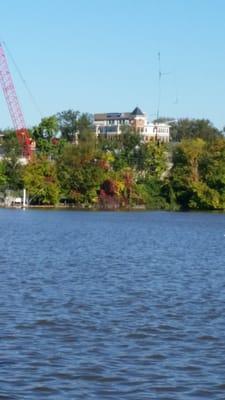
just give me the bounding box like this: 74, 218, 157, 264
0, 209, 225, 399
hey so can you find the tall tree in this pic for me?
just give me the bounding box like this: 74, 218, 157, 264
170, 118, 222, 142
56, 110, 80, 141
0, 162, 7, 188
1, 130, 24, 190
57, 143, 105, 205
23, 157, 60, 205
32, 116, 59, 141
77, 113, 93, 134
169, 138, 223, 209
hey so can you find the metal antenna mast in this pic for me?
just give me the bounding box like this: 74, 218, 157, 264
156, 52, 161, 120
156, 52, 170, 120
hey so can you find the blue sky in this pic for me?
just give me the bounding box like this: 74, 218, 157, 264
0, 0, 225, 129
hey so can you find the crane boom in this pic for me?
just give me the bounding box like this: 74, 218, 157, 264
0, 43, 32, 157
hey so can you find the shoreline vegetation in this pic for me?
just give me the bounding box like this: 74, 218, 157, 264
1, 111, 225, 211
3, 206, 225, 213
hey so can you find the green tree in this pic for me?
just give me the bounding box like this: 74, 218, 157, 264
138, 142, 168, 178
32, 116, 66, 158
2, 130, 21, 158
170, 119, 222, 142
136, 177, 169, 209
23, 157, 60, 205
0, 162, 7, 188
77, 113, 93, 134
172, 138, 205, 182
33, 116, 59, 141
56, 109, 80, 141
111, 127, 142, 169
197, 138, 225, 208
1, 131, 24, 190
169, 138, 223, 209
57, 142, 105, 205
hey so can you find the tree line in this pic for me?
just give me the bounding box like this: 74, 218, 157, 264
0, 110, 225, 210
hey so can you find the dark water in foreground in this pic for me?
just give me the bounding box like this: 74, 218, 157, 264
0, 210, 225, 399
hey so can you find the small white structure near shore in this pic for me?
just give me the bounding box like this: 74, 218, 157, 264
3, 189, 27, 208
4, 194, 22, 207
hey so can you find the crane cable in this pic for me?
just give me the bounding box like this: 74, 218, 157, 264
3, 41, 43, 119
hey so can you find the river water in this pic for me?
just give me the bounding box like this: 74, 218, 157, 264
0, 209, 225, 399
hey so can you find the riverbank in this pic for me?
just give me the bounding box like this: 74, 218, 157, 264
0, 203, 147, 211
2, 203, 225, 212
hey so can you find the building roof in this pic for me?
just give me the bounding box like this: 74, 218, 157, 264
94, 107, 146, 122
131, 107, 144, 116
94, 112, 131, 121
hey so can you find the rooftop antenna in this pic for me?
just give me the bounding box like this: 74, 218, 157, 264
156, 52, 170, 120
173, 71, 179, 105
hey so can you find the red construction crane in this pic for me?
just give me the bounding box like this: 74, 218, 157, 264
0, 43, 33, 158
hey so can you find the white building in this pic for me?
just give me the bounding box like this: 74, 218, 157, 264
94, 107, 170, 143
